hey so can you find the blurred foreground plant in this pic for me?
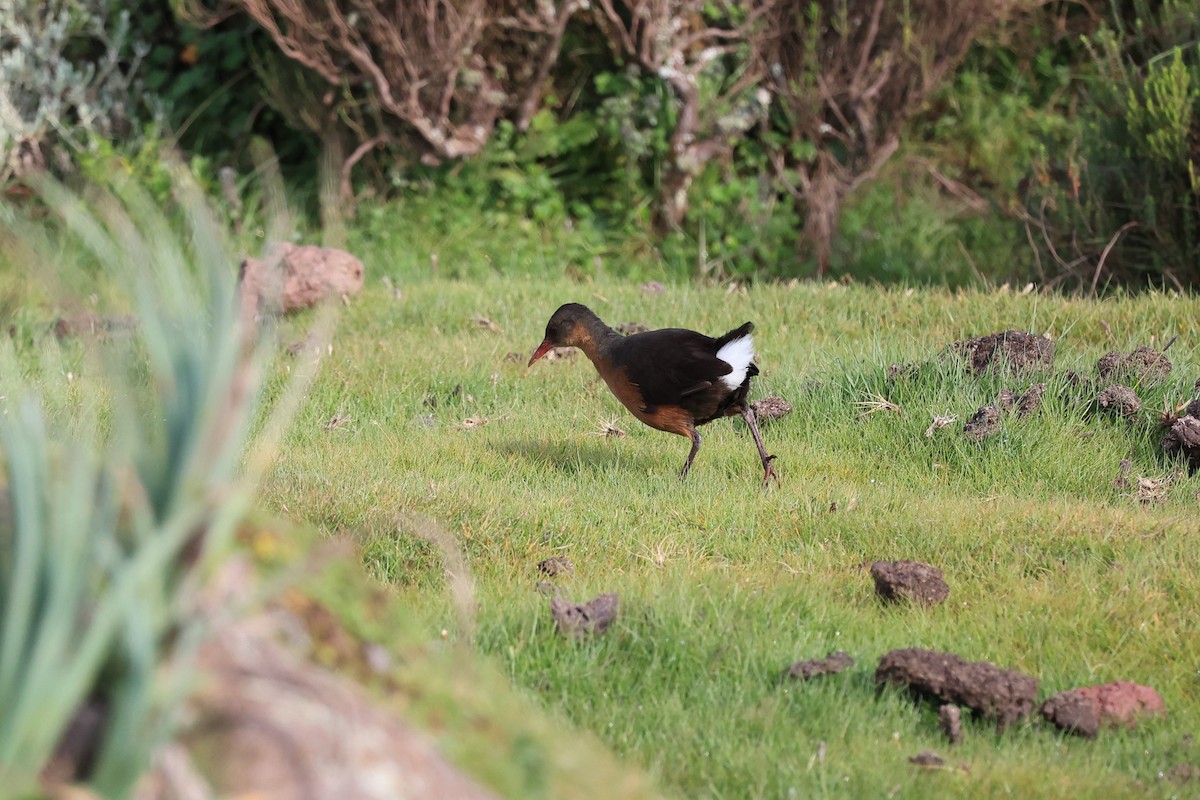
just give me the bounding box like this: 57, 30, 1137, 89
0, 170, 320, 797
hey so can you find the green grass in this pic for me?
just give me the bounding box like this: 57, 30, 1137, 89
259, 274, 1200, 799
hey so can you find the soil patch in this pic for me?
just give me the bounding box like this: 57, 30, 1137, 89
870, 561, 949, 606
787, 651, 855, 680
950, 330, 1054, 375
875, 648, 1037, 729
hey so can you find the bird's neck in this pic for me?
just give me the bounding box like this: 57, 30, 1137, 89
571, 313, 622, 365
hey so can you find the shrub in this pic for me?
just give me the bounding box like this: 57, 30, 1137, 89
1022, 0, 1200, 290
0, 0, 153, 185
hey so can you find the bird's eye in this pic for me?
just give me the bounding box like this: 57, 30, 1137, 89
547, 324, 558, 339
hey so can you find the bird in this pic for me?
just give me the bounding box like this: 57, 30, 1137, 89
528, 303, 777, 483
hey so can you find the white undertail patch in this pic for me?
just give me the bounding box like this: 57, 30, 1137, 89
715, 334, 755, 390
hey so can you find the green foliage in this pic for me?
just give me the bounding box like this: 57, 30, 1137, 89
0, 174, 296, 796
1022, 0, 1200, 288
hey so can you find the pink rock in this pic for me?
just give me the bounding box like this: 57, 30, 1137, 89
1073, 681, 1166, 728
240, 242, 364, 320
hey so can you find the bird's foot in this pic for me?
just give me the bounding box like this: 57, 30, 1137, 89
761, 454, 779, 487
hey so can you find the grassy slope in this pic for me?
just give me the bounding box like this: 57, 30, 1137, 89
262, 274, 1200, 800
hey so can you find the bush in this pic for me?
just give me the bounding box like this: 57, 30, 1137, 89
0, 0, 152, 185
1022, 0, 1200, 290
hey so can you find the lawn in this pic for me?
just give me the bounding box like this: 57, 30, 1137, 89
260, 272, 1200, 799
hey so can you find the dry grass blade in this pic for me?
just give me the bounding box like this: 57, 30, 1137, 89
924, 414, 957, 437
469, 314, 502, 333
855, 393, 903, 419
590, 418, 627, 438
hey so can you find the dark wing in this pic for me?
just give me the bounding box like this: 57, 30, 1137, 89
609, 328, 732, 409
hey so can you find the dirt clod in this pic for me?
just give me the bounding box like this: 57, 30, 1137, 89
53, 314, 137, 339
950, 330, 1054, 375
871, 561, 950, 606
875, 648, 1038, 729
1017, 384, 1046, 417
1113, 459, 1132, 490
963, 405, 1001, 441
1098, 385, 1141, 419
542, 346, 578, 363
240, 242, 364, 320
940, 704, 964, 745
1041, 690, 1100, 738
550, 592, 619, 639
1098, 346, 1172, 387
908, 751, 946, 768
1163, 416, 1200, 471
537, 556, 574, 578
615, 322, 650, 336
787, 651, 855, 680
1186, 398, 1200, 419
1043, 682, 1165, 735
887, 363, 918, 381
751, 396, 794, 421
1080, 681, 1166, 725
997, 388, 1018, 412
1164, 764, 1200, 784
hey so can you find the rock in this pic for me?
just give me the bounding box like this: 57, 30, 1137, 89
1164, 416, 1200, 471
751, 396, 793, 421
875, 648, 1038, 729
1098, 385, 1140, 419
1041, 690, 1100, 738
950, 330, 1054, 375
550, 593, 618, 639
939, 704, 963, 745
870, 561, 950, 607
537, 556, 574, 578
963, 405, 1002, 441
787, 651, 855, 680
1098, 346, 1172, 387
240, 242, 364, 320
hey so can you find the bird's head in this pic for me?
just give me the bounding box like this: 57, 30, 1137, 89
528, 303, 596, 366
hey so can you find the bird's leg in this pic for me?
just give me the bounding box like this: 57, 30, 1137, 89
740, 407, 778, 486
679, 428, 701, 480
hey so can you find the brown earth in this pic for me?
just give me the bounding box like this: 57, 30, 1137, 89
870, 561, 950, 607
